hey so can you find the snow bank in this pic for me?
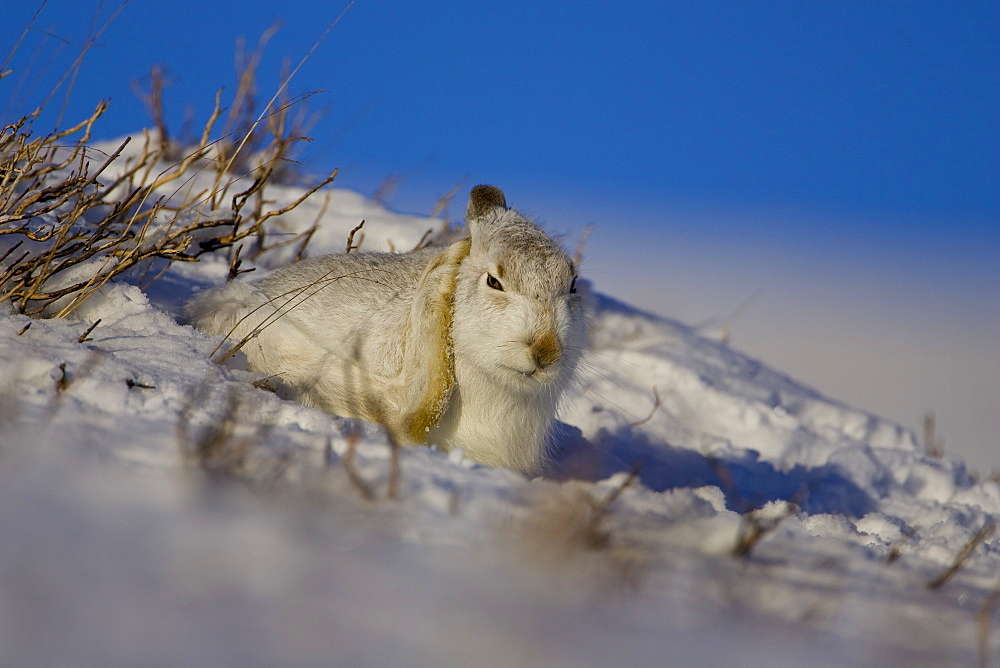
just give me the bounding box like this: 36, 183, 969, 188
1, 149, 998, 665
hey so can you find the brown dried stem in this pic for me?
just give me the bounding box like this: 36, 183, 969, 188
927, 520, 996, 590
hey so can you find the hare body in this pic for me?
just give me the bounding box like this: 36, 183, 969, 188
185, 186, 585, 474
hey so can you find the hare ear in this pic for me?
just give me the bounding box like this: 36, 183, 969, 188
466, 185, 507, 221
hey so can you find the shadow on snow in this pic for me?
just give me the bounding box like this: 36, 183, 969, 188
546, 422, 876, 518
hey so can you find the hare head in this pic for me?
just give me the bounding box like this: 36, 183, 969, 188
451, 186, 586, 392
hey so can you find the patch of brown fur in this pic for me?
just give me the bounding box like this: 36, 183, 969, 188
467, 185, 508, 219
531, 329, 561, 370
403, 238, 472, 443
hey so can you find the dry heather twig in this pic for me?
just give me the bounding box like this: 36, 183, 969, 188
732, 502, 797, 558
54, 362, 70, 394
978, 575, 1000, 668
708, 456, 800, 558
340, 421, 376, 501
0, 98, 335, 316
628, 386, 660, 427
429, 180, 465, 219
885, 525, 918, 564
386, 432, 402, 501
176, 384, 292, 489
76, 318, 100, 343
923, 411, 945, 458
345, 219, 365, 253
2, 22, 337, 318
515, 466, 647, 589
927, 520, 996, 590
227, 245, 256, 281
573, 224, 593, 267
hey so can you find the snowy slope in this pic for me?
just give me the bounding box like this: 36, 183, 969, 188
1, 143, 999, 666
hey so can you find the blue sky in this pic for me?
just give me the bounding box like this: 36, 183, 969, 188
6, 2, 997, 221
3, 1, 999, 468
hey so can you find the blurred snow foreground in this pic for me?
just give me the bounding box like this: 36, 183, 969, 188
1, 141, 999, 667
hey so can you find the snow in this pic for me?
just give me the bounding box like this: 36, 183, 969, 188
1, 140, 999, 666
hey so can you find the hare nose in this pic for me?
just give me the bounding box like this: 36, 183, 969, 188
529, 331, 561, 369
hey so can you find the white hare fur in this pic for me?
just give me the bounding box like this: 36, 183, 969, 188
185, 186, 585, 474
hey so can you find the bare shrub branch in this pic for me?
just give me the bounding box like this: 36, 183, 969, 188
628, 386, 660, 427
923, 411, 945, 458
341, 421, 375, 501
345, 219, 365, 253
386, 432, 401, 501
927, 520, 996, 590
429, 180, 465, 219
733, 502, 797, 558
514, 468, 648, 590
978, 575, 1000, 668
176, 383, 293, 489
1, 32, 337, 318
77, 318, 100, 343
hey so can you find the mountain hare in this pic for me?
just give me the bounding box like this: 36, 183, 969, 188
185, 185, 586, 474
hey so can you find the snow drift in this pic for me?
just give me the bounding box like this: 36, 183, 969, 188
1, 139, 998, 666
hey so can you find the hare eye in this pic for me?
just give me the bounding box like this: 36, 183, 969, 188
486, 273, 504, 291
569, 276, 578, 294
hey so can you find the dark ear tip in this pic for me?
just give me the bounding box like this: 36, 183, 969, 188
467, 185, 507, 219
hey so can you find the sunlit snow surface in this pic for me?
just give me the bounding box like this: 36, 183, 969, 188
2, 145, 998, 666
